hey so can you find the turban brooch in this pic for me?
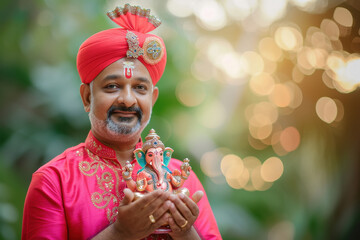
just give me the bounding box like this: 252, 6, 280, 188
76, 4, 167, 85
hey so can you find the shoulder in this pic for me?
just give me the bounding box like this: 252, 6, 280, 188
34, 143, 86, 178
27, 143, 87, 201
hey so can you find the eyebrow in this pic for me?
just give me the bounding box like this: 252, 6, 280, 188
102, 74, 151, 84
103, 74, 121, 81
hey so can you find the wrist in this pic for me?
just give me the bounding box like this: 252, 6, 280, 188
170, 226, 201, 240
109, 221, 135, 240
91, 222, 129, 240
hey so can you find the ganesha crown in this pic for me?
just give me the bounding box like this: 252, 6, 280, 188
142, 129, 165, 152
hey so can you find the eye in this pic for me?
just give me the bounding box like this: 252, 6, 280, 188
160, 152, 163, 156
105, 83, 119, 89
147, 153, 153, 157
134, 84, 147, 92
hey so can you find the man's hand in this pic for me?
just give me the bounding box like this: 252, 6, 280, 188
110, 189, 172, 240
168, 191, 204, 240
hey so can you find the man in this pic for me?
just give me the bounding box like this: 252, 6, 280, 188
22, 4, 221, 240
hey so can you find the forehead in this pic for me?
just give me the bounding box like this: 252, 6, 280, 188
147, 147, 163, 153
93, 58, 152, 84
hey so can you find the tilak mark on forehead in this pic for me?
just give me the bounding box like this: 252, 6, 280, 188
123, 61, 134, 79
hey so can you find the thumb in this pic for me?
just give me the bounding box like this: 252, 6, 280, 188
191, 190, 204, 204
121, 188, 134, 206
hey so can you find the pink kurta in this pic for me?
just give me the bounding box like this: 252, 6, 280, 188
22, 131, 222, 239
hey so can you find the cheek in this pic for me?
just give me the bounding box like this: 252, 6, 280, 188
91, 95, 113, 116
138, 98, 153, 118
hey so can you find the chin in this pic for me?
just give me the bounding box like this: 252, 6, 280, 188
106, 124, 142, 142
89, 111, 151, 142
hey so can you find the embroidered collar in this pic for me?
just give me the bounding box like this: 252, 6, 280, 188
85, 131, 143, 161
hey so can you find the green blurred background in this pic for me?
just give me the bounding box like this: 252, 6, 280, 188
1, 0, 360, 239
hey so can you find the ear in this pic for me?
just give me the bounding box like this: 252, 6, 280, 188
152, 86, 159, 107
80, 83, 91, 112
134, 148, 146, 168
163, 147, 174, 167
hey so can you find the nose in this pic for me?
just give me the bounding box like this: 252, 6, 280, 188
118, 85, 136, 107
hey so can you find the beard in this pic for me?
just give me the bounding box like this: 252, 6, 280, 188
106, 105, 143, 135
89, 103, 152, 142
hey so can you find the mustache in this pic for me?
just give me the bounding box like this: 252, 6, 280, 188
107, 105, 143, 120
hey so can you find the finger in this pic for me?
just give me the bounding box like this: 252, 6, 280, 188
132, 190, 162, 209
169, 195, 191, 227
152, 200, 172, 221
152, 212, 171, 229
120, 188, 134, 206
180, 192, 201, 216
145, 190, 170, 210
172, 194, 194, 218
191, 190, 204, 204
168, 216, 182, 233
134, 190, 170, 215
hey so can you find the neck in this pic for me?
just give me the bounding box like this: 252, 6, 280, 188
115, 148, 137, 166
91, 128, 141, 166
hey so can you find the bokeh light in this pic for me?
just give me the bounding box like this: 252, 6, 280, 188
220, 52, 248, 80
166, 0, 193, 18
194, 0, 227, 31
297, 47, 316, 74
258, 0, 287, 27
200, 150, 223, 178
224, 0, 257, 22
269, 83, 292, 108
258, 37, 283, 62
246, 101, 279, 140
333, 99, 344, 122
279, 127, 301, 152
287, 82, 303, 109
307, 27, 332, 51
176, 79, 206, 107
274, 25, 303, 51
292, 66, 305, 83
249, 73, 276, 96
316, 97, 338, 123
261, 157, 284, 182
221, 154, 247, 189
320, 19, 340, 41
242, 51, 265, 76
291, 0, 317, 10
334, 55, 360, 92
333, 7, 353, 28
252, 165, 272, 191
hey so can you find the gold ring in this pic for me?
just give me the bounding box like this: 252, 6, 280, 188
180, 220, 188, 228
149, 214, 156, 224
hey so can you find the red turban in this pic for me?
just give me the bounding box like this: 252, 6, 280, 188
76, 4, 167, 85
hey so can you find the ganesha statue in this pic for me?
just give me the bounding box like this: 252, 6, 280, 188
122, 129, 191, 200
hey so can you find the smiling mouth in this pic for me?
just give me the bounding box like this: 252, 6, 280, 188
111, 112, 137, 123
112, 111, 137, 117
107, 105, 142, 124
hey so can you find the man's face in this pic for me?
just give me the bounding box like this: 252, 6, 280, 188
81, 58, 159, 142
